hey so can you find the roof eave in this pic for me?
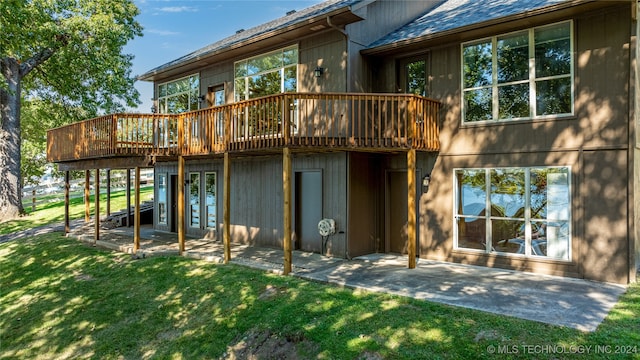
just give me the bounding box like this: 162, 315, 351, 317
138, 7, 362, 82
362, 0, 607, 57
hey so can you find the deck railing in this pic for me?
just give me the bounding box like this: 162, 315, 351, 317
47, 93, 440, 162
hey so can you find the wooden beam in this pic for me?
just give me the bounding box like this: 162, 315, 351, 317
64, 171, 70, 234
223, 152, 231, 263
407, 149, 416, 269
84, 170, 90, 222
106, 169, 111, 216
126, 169, 131, 227
283, 147, 292, 275
178, 156, 185, 255
94, 168, 100, 245
134, 167, 141, 252
56, 155, 154, 171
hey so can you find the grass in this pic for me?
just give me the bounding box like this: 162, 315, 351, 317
0, 186, 153, 235
0, 192, 638, 359
1, 234, 639, 359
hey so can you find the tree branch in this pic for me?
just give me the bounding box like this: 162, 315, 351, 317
19, 34, 69, 78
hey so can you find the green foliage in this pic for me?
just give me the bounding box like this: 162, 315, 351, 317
1, 0, 143, 113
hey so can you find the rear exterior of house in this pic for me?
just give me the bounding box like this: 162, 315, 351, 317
47, 0, 639, 285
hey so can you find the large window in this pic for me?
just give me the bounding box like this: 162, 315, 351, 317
189, 172, 200, 228
157, 173, 167, 225
205, 172, 217, 228
234, 46, 298, 101
462, 21, 573, 123
454, 167, 570, 260
158, 74, 200, 114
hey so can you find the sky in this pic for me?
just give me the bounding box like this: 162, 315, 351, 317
125, 0, 323, 113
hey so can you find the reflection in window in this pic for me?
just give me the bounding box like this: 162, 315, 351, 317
234, 46, 298, 101
157, 173, 167, 224
205, 172, 216, 228
158, 74, 200, 114
462, 21, 572, 122
405, 60, 426, 96
454, 167, 570, 260
189, 172, 200, 228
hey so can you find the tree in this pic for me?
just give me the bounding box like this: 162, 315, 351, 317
0, 0, 143, 219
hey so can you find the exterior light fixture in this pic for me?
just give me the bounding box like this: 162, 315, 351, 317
150, 104, 157, 113
422, 173, 431, 193
314, 66, 324, 78
198, 95, 206, 101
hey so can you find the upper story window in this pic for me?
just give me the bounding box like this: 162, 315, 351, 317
405, 59, 426, 96
462, 21, 573, 123
158, 74, 200, 114
234, 46, 298, 102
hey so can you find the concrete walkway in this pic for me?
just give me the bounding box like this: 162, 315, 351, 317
65, 223, 626, 332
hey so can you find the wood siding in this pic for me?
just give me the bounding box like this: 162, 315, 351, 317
374, 3, 634, 283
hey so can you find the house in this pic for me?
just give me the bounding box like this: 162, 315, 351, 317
47, 0, 639, 285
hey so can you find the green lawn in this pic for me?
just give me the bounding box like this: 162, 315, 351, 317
0, 186, 153, 235
0, 193, 638, 359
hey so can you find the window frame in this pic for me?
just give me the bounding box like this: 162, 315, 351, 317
205, 172, 217, 229
461, 20, 574, 124
188, 172, 201, 228
157, 173, 168, 225
234, 45, 298, 102
453, 166, 572, 261
158, 73, 201, 114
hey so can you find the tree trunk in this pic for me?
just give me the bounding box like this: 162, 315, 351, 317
0, 58, 24, 220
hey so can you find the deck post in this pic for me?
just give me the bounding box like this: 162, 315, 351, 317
178, 156, 185, 255
283, 147, 292, 275
134, 166, 141, 252
84, 170, 90, 222
106, 169, 111, 216
94, 168, 100, 245
407, 149, 417, 269
223, 152, 231, 263
64, 171, 70, 235
126, 169, 131, 227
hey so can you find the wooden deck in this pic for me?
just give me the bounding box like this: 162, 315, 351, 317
47, 93, 440, 163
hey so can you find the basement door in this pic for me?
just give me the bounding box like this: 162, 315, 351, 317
386, 171, 408, 254
294, 171, 323, 253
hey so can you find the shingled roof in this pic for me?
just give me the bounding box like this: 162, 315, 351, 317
366, 0, 570, 50
139, 0, 362, 80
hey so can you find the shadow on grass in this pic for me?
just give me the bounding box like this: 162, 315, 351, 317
1, 234, 638, 359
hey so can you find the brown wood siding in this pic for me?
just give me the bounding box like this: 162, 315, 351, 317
299, 32, 347, 93
581, 149, 629, 283
370, 4, 633, 283
200, 61, 234, 106
293, 152, 348, 257
347, 153, 379, 257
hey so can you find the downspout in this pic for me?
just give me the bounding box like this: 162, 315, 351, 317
327, 16, 350, 92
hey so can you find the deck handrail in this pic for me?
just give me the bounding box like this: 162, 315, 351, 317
47, 92, 440, 162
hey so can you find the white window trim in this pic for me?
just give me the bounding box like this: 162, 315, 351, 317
461, 20, 574, 124
452, 166, 572, 261
234, 45, 298, 102
205, 172, 217, 229
189, 172, 201, 229
157, 173, 168, 225
158, 73, 201, 114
